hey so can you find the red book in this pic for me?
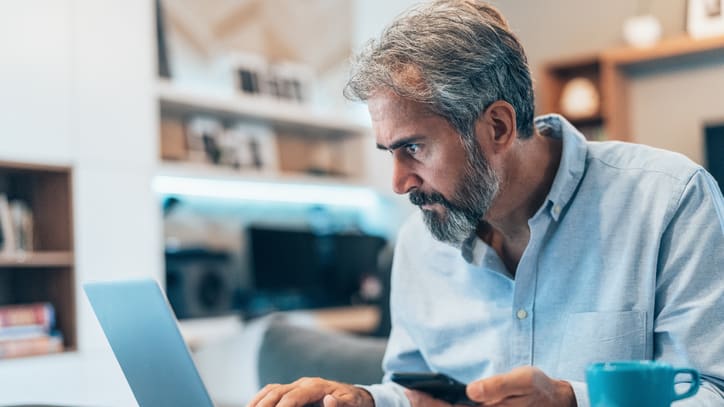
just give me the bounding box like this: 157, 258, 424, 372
0, 334, 63, 359
0, 303, 55, 330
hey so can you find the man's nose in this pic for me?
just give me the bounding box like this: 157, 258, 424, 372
392, 156, 422, 195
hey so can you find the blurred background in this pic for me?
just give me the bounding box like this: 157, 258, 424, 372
0, 0, 722, 405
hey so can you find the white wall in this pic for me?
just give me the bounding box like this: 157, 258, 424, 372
353, 0, 417, 209
0, 0, 74, 164
0, 0, 160, 405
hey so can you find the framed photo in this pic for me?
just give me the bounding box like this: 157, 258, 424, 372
228, 123, 279, 174
228, 52, 269, 97
687, 0, 724, 38
185, 116, 225, 164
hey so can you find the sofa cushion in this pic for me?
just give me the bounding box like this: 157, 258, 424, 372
257, 317, 387, 386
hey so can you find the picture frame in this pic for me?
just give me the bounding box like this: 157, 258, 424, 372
185, 116, 224, 164
227, 123, 279, 174
687, 0, 724, 38
228, 52, 269, 97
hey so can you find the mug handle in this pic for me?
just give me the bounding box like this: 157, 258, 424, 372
673, 368, 701, 401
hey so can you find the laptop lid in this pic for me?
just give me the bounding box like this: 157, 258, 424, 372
84, 279, 215, 407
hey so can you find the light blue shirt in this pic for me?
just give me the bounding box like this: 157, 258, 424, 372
363, 115, 724, 407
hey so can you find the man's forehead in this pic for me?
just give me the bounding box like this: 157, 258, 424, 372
367, 90, 436, 122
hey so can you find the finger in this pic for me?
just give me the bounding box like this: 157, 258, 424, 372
276, 387, 328, 407
256, 384, 298, 407
404, 389, 453, 407
248, 384, 283, 407
323, 394, 338, 407
330, 385, 375, 407
475, 396, 522, 407
467, 367, 537, 403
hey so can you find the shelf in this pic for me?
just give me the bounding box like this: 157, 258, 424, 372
541, 34, 724, 141
0, 251, 74, 268
568, 115, 605, 128
157, 161, 367, 187
0, 162, 76, 357
601, 34, 724, 66
544, 54, 601, 72
157, 79, 369, 137
0, 160, 71, 173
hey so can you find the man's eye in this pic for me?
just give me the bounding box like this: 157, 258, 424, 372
405, 144, 420, 154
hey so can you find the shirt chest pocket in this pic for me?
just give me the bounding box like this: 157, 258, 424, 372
555, 311, 647, 381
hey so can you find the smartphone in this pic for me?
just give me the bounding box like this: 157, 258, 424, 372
390, 372, 476, 405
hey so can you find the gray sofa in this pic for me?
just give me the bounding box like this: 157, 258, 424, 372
257, 316, 387, 386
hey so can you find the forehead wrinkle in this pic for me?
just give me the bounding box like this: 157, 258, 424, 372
369, 89, 437, 124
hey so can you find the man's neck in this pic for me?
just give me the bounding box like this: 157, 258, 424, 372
479, 130, 562, 275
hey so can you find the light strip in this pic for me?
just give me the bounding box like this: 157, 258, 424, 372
152, 175, 381, 208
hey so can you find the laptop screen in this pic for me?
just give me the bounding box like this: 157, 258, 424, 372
84, 279, 214, 407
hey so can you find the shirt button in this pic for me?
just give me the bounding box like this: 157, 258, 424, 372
516, 309, 528, 320
553, 205, 561, 216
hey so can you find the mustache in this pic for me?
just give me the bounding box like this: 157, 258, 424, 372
409, 189, 451, 208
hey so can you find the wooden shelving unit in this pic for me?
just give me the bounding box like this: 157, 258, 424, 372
0, 251, 74, 268
540, 55, 606, 140
0, 161, 76, 357
540, 34, 724, 141
157, 79, 370, 184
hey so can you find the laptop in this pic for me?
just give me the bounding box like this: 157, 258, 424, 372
84, 279, 215, 407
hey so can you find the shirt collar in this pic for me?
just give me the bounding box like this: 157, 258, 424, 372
461, 114, 588, 264
535, 114, 588, 222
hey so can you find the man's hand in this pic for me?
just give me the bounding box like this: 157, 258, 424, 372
403, 367, 575, 407
466, 366, 576, 407
403, 389, 471, 407
247, 377, 375, 407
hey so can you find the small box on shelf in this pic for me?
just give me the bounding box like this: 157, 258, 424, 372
276, 132, 364, 179
160, 118, 188, 161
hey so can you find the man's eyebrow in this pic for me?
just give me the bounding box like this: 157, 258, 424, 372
376, 135, 426, 151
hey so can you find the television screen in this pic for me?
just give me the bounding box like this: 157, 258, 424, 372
244, 226, 387, 317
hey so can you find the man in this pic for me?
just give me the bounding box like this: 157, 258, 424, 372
247, 1, 724, 406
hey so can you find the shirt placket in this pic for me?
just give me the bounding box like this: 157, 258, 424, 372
510, 215, 548, 367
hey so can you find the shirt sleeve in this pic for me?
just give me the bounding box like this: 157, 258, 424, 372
358, 228, 432, 407
357, 322, 429, 407
654, 169, 724, 405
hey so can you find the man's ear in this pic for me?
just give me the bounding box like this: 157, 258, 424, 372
476, 100, 517, 154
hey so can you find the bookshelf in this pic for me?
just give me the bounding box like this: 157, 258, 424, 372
0, 161, 76, 358
540, 55, 605, 141
540, 34, 724, 141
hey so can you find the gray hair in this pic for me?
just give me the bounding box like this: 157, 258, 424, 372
344, 0, 535, 141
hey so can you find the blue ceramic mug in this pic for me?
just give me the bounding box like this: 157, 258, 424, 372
586, 361, 700, 407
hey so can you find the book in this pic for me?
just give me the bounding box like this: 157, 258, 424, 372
0, 194, 14, 254
0, 324, 49, 341
0, 334, 63, 359
0, 303, 55, 331
9, 200, 34, 251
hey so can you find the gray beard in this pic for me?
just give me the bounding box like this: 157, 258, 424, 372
410, 142, 500, 245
